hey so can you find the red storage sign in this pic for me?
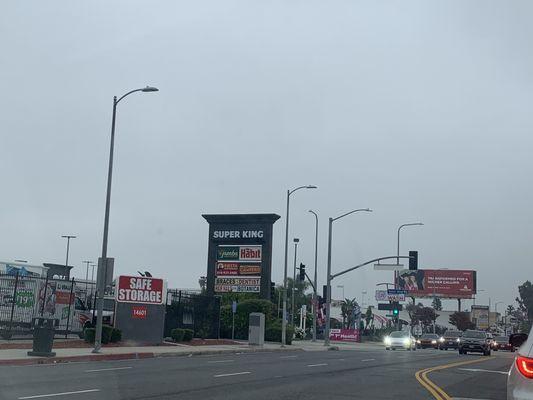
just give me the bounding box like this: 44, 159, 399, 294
132, 306, 147, 319
116, 276, 166, 304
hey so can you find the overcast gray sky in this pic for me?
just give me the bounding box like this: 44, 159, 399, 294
1, 1, 532, 310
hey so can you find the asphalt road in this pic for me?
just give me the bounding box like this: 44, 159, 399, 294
0, 347, 515, 400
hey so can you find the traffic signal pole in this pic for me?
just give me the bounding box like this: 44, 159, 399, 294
324, 255, 416, 345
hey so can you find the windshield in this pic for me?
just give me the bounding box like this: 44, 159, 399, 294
495, 336, 508, 341
421, 334, 438, 339
390, 331, 409, 338
463, 331, 487, 339
444, 331, 461, 338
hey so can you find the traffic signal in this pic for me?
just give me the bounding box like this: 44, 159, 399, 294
409, 251, 418, 270
270, 281, 276, 300
392, 302, 402, 315
299, 263, 306, 282
323, 285, 328, 301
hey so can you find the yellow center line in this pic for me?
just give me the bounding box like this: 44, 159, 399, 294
415, 357, 493, 400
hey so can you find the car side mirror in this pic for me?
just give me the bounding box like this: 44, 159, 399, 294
509, 333, 528, 348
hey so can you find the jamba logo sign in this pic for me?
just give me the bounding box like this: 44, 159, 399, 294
217, 247, 239, 260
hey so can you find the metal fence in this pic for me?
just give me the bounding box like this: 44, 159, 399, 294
0, 272, 96, 339
164, 290, 221, 339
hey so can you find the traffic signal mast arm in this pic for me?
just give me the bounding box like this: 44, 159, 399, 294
330, 255, 414, 280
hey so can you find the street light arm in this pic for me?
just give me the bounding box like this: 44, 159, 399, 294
116, 88, 144, 104
332, 208, 372, 222
289, 185, 317, 195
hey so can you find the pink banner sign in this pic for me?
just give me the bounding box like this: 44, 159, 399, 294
329, 329, 360, 343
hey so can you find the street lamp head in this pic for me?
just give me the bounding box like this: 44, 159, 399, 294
306, 185, 318, 189
293, 238, 300, 243
141, 86, 159, 92
365, 208, 373, 212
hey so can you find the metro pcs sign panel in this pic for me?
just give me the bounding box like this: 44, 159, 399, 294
116, 276, 166, 305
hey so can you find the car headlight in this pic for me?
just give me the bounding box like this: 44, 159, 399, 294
431, 340, 437, 344
403, 338, 411, 346
416, 339, 421, 344
456, 338, 461, 343
439, 337, 445, 343
384, 337, 391, 346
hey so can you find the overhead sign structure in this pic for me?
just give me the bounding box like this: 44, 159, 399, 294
116, 276, 166, 305
203, 214, 280, 300
396, 269, 476, 299
375, 289, 406, 302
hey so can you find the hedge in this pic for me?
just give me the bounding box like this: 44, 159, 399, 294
171, 328, 194, 342
83, 325, 122, 344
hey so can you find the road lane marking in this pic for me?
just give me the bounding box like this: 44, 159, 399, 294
307, 363, 328, 367
18, 389, 100, 399
361, 358, 375, 362
207, 360, 235, 364
280, 355, 298, 359
458, 368, 507, 375
415, 358, 492, 400
214, 371, 251, 378
85, 366, 132, 372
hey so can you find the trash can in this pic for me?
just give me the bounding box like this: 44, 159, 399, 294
27, 318, 58, 357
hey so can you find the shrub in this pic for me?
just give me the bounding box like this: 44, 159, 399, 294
182, 329, 194, 342
84, 328, 96, 343
110, 328, 122, 343
265, 322, 294, 345
171, 328, 185, 342
102, 325, 114, 344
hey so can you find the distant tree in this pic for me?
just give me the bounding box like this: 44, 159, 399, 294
418, 307, 439, 331
517, 281, 533, 321
449, 311, 475, 331
340, 298, 359, 329
432, 297, 443, 311
364, 306, 373, 329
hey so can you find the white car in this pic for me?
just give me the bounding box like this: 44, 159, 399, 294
507, 326, 533, 400
384, 330, 417, 351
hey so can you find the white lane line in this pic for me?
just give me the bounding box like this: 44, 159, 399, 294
18, 389, 100, 399
280, 355, 298, 359
452, 398, 496, 400
337, 359, 346, 361
85, 366, 132, 373
458, 368, 508, 375
214, 371, 251, 378
361, 358, 375, 362
307, 363, 328, 367
207, 360, 235, 364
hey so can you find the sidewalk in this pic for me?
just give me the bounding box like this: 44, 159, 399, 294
0, 339, 383, 366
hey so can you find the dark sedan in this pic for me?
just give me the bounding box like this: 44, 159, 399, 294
493, 335, 515, 352
416, 333, 440, 349
440, 330, 462, 350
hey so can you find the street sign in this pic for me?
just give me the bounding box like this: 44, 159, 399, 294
378, 303, 403, 311
387, 289, 407, 295
232, 301, 237, 314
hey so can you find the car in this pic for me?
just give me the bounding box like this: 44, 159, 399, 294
440, 330, 462, 350
494, 335, 515, 352
417, 333, 440, 349
507, 327, 533, 400
384, 331, 417, 351
458, 330, 491, 356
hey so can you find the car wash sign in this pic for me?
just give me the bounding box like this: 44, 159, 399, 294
203, 214, 280, 300
116, 276, 166, 305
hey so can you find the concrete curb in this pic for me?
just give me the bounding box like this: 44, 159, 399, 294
0, 346, 303, 366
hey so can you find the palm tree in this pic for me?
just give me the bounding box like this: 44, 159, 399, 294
340, 298, 359, 329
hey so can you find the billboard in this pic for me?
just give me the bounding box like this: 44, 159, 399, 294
329, 328, 360, 343
116, 276, 166, 305
471, 305, 489, 330
396, 269, 476, 299
214, 277, 261, 293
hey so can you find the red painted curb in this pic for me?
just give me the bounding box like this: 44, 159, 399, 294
0, 352, 155, 366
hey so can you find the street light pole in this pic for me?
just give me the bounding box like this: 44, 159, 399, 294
93, 86, 158, 353
291, 238, 299, 325
308, 210, 319, 342
324, 208, 372, 346
281, 185, 317, 347
61, 235, 76, 271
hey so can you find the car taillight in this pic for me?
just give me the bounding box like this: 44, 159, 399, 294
516, 356, 533, 379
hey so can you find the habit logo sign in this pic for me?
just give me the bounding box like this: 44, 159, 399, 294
116, 276, 166, 305
217, 245, 262, 261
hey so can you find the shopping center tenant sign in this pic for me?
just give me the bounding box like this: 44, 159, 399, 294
203, 214, 280, 300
